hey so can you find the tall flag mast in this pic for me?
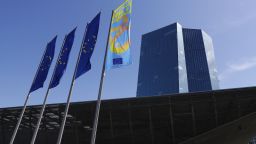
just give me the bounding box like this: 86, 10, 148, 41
56, 13, 101, 144
30, 28, 76, 144
9, 36, 57, 144
90, 0, 132, 144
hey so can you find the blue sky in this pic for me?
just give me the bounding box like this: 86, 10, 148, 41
0, 0, 256, 108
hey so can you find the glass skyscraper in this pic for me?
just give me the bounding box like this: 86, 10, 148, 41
137, 23, 219, 97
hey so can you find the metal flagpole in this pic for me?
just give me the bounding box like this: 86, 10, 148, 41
56, 24, 88, 144
9, 93, 30, 144
9, 43, 50, 144
30, 36, 67, 144
90, 10, 114, 144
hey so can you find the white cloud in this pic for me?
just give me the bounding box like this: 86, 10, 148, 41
229, 59, 256, 71
219, 57, 256, 80
225, 13, 256, 28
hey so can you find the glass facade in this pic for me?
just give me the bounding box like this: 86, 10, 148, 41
183, 28, 212, 92
177, 24, 189, 93
202, 31, 219, 90
137, 23, 219, 97
137, 23, 180, 96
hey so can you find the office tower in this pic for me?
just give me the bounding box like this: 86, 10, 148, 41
137, 23, 219, 97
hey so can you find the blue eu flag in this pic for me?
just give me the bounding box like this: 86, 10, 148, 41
75, 13, 100, 79
49, 28, 76, 88
29, 36, 57, 93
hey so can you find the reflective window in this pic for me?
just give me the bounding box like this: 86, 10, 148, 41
137, 24, 179, 97
183, 29, 212, 92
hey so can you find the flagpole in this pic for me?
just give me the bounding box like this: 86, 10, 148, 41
90, 10, 114, 144
30, 36, 67, 144
9, 42, 50, 144
56, 25, 88, 144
